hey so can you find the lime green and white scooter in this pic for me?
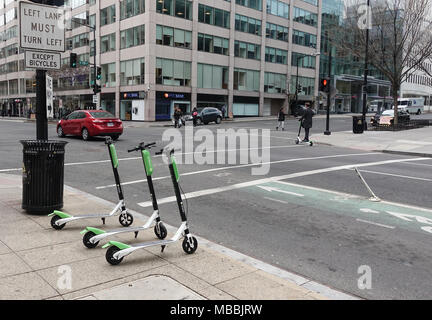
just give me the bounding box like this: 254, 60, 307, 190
48, 137, 133, 230
102, 147, 198, 265
80, 142, 167, 248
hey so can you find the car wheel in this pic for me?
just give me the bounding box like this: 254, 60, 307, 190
57, 126, 65, 138
196, 118, 202, 125
215, 117, 221, 124
112, 134, 120, 141
417, 109, 421, 115
82, 128, 90, 141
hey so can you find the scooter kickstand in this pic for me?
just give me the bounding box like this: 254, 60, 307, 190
161, 245, 166, 253
134, 231, 139, 238
102, 217, 106, 224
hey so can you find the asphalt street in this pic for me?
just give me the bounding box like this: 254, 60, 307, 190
1, 115, 432, 299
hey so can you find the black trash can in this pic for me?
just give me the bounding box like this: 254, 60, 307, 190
20, 140, 68, 214
352, 116, 364, 134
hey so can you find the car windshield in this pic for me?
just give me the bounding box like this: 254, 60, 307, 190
89, 111, 115, 118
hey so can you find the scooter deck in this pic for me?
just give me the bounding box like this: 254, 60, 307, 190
72, 213, 118, 219
102, 225, 149, 234
130, 239, 174, 248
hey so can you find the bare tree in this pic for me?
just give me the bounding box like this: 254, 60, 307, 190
331, 0, 432, 124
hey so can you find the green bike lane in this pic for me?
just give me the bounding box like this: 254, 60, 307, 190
248, 180, 432, 237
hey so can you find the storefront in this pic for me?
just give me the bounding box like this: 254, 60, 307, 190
233, 96, 259, 117
120, 91, 146, 121
156, 91, 191, 121
100, 93, 116, 116
197, 94, 228, 116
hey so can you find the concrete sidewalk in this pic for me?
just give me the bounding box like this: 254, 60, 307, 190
0, 173, 356, 300
312, 126, 432, 157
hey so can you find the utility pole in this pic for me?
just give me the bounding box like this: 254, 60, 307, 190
324, 49, 332, 135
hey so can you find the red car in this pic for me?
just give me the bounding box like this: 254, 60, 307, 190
57, 110, 123, 141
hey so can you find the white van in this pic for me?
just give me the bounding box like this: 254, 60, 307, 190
396, 98, 424, 115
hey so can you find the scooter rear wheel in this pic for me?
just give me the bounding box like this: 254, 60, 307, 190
154, 222, 168, 240
106, 246, 124, 265
50, 215, 65, 230
182, 236, 198, 254
83, 231, 99, 249
119, 212, 133, 227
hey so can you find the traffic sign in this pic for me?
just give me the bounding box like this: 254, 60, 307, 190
25, 50, 60, 70
19, 1, 65, 52
93, 95, 99, 104
46, 75, 53, 119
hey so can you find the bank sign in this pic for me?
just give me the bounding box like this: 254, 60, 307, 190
19, 1, 65, 52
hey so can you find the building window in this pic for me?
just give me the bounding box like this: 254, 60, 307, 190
101, 62, 116, 87
292, 52, 316, 69
266, 0, 289, 19
235, 0, 262, 11
156, 25, 191, 49
198, 4, 230, 28
197, 33, 229, 55
234, 41, 261, 60
71, 11, 89, 29
293, 7, 318, 27
120, 58, 145, 86
264, 72, 287, 93
120, 0, 145, 20
265, 47, 288, 64
120, 25, 145, 49
292, 30, 317, 48
235, 14, 261, 36
156, 0, 193, 20
156, 58, 191, 86
197, 64, 229, 89
100, 33, 116, 53
100, 5, 116, 26
233, 68, 260, 91
266, 22, 288, 42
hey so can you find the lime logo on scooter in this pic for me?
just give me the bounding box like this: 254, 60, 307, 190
48, 137, 133, 230
80, 141, 168, 249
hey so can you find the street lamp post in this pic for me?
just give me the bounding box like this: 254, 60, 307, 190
362, 0, 371, 131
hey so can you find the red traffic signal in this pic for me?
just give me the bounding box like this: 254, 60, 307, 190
320, 78, 330, 92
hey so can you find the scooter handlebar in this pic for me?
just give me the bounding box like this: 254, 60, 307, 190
128, 142, 156, 152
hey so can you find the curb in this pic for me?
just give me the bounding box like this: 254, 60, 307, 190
380, 150, 432, 158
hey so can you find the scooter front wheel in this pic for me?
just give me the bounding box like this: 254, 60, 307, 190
182, 236, 198, 254
50, 215, 65, 230
106, 246, 124, 265
295, 139, 300, 145
119, 212, 133, 227
154, 222, 168, 240
83, 231, 99, 249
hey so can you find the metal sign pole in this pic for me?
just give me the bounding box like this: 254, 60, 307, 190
36, 69, 48, 140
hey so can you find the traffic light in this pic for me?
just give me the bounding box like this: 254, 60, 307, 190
93, 84, 101, 94
320, 78, 330, 92
96, 66, 101, 81
296, 84, 302, 93
70, 53, 77, 68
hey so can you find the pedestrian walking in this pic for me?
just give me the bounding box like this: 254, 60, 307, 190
192, 107, 198, 127
300, 102, 315, 142
221, 105, 226, 119
276, 107, 285, 131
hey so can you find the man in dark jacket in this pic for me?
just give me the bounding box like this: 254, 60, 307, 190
300, 103, 315, 142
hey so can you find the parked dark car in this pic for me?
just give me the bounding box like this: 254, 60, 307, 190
185, 107, 222, 125
370, 109, 410, 126
57, 110, 123, 141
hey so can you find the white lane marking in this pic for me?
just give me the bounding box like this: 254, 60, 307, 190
263, 197, 289, 204
258, 185, 304, 197
356, 219, 395, 229
137, 157, 429, 207
348, 169, 432, 182
0, 144, 301, 173
360, 208, 380, 214
97, 152, 379, 189
399, 162, 432, 168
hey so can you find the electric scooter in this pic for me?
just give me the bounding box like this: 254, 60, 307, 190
48, 137, 134, 230
102, 147, 198, 265
80, 141, 168, 248
295, 118, 313, 146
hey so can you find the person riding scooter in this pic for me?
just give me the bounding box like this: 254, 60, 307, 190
300, 103, 315, 142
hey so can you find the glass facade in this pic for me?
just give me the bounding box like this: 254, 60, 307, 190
198, 33, 229, 55
120, 58, 145, 86
198, 4, 230, 28
234, 41, 261, 60
157, 25, 192, 49
233, 68, 260, 91
266, 23, 289, 42
264, 72, 287, 93
156, 0, 193, 20
197, 64, 229, 89
121, 25, 145, 49
120, 0, 145, 20
156, 58, 191, 86
235, 14, 262, 36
